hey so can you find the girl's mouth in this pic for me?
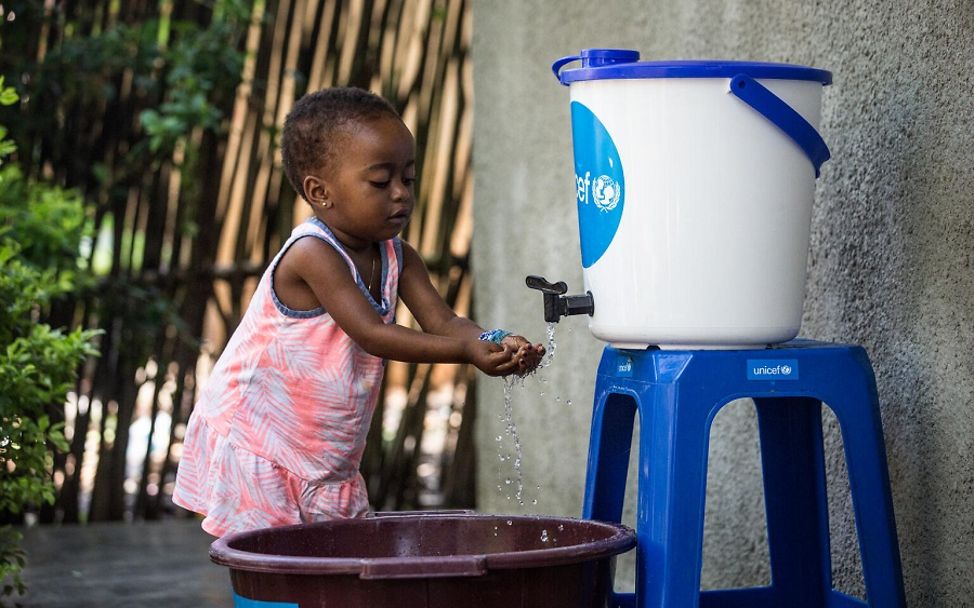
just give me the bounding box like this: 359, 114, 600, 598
389, 210, 411, 223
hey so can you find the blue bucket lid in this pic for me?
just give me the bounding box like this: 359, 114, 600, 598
553, 48, 832, 86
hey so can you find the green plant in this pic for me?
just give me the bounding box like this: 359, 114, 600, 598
132, 0, 253, 160
0, 77, 98, 605
0, 526, 26, 599
140, 16, 247, 155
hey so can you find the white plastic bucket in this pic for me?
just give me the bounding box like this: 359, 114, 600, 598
554, 49, 832, 349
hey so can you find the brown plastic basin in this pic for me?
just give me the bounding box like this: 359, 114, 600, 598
210, 512, 635, 607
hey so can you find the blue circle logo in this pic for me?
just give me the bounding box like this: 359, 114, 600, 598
570, 102, 625, 268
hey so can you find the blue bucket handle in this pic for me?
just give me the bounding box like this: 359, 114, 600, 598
728, 73, 831, 177
551, 55, 581, 85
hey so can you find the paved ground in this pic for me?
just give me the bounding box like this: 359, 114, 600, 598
16, 519, 232, 608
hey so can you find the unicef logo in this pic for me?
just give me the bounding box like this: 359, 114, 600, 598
570, 102, 625, 268
748, 359, 799, 380
592, 175, 621, 212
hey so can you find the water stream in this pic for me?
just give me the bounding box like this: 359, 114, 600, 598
501, 375, 525, 505
541, 321, 557, 368
496, 322, 561, 507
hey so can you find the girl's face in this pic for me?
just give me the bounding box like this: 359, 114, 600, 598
314, 115, 416, 249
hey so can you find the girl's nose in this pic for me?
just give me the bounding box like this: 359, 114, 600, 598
391, 181, 411, 202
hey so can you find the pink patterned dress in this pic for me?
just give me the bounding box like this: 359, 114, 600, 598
173, 217, 402, 537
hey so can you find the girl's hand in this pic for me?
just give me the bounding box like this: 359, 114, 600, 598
501, 335, 546, 376
466, 339, 519, 376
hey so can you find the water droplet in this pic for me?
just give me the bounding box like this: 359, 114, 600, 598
539, 391, 545, 397
540, 529, 549, 542
495, 435, 502, 442
531, 499, 538, 505
566, 399, 573, 406
555, 396, 561, 402
505, 478, 512, 485
557, 524, 564, 531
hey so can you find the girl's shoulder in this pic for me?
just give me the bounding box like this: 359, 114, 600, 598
274, 219, 403, 318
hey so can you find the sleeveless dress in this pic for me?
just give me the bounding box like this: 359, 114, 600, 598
172, 217, 402, 537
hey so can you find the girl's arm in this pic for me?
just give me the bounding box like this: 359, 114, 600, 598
396, 242, 482, 340
286, 237, 518, 375
397, 242, 545, 372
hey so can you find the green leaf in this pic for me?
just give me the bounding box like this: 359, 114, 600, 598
0, 88, 18, 106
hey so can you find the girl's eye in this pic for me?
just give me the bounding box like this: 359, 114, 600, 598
403, 176, 416, 186
369, 180, 391, 188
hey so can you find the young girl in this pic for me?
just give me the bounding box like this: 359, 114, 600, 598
172, 87, 544, 537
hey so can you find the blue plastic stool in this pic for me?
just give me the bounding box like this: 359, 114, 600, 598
582, 340, 905, 608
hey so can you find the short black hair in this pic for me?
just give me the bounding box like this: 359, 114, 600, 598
281, 87, 399, 200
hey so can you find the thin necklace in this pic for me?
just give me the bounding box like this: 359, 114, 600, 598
366, 249, 377, 292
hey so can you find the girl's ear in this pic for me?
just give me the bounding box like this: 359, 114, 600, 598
304, 175, 330, 207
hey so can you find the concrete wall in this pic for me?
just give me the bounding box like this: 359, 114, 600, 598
471, 0, 974, 604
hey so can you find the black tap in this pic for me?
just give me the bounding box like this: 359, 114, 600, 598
525, 275, 595, 323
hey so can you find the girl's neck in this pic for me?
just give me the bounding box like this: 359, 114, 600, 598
311, 215, 375, 253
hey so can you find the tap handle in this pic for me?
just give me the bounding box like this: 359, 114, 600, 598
525, 275, 567, 295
